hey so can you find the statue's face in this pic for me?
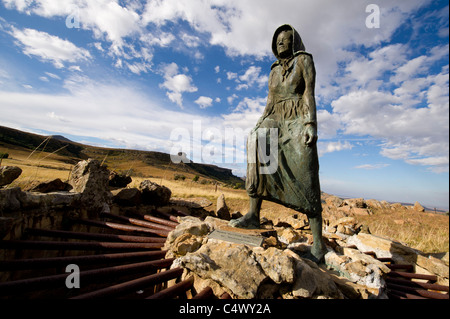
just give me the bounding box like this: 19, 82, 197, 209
276, 30, 293, 59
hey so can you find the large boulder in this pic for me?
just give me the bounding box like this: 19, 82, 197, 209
215, 193, 230, 220
108, 171, 132, 188
347, 233, 449, 285
0, 166, 22, 187
112, 187, 141, 206
174, 241, 268, 299
69, 159, 112, 212
413, 201, 425, 212
139, 180, 171, 206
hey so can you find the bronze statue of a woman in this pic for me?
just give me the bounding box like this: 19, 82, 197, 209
229, 24, 326, 263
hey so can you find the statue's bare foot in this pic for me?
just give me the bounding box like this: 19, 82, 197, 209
228, 214, 260, 229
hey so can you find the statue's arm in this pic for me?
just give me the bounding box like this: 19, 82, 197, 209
301, 55, 318, 146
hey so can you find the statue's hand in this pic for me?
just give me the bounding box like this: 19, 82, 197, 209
303, 124, 317, 146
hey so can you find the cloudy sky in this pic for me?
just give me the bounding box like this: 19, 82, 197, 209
0, 0, 448, 210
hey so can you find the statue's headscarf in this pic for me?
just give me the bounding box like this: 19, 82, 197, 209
271, 24, 306, 60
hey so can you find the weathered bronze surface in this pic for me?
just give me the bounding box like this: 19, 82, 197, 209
229, 24, 326, 263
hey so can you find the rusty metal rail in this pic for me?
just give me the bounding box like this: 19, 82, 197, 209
75, 218, 170, 237
142, 214, 179, 229
0, 208, 227, 299
71, 267, 184, 299
0, 239, 164, 251
0, 258, 174, 296
192, 286, 214, 299
100, 212, 175, 232
0, 250, 167, 270
25, 228, 166, 243
146, 276, 194, 299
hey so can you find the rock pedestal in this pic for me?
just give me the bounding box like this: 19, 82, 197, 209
164, 216, 387, 299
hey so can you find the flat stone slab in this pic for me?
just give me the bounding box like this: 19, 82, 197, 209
208, 226, 277, 247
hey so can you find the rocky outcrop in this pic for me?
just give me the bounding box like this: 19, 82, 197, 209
108, 171, 132, 188
69, 159, 112, 212
139, 180, 171, 206
0, 166, 22, 187
347, 233, 449, 285
165, 216, 388, 299
111, 187, 141, 206
215, 193, 230, 220
413, 201, 425, 212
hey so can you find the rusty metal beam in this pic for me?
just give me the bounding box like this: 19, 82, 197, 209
0, 250, 167, 271
387, 282, 449, 299
100, 212, 174, 232
71, 267, 184, 299
388, 271, 438, 282
386, 277, 449, 292
192, 286, 214, 299
0, 240, 164, 251
146, 277, 194, 299
75, 218, 169, 237
154, 208, 180, 223
142, 215, 179, 229
386, 264, 414, 271
25, 228, 166, 243
220, 292, 232, 299
0, 258, 174, 296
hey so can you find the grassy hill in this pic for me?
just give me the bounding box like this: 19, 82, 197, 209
0, 125, 244, 187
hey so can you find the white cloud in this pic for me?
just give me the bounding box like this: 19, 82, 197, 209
180, 32, 201, 48
222, 96, 266, 132
195, 96, 213, 109
331, 62, 449, 173
0, 76, 215, 154
355, 164, 390, 170
139, 31, 175, 48
227, 94, 238, 105
10, 27, 91, 68
45, 72, 61, 80
159, 62, 198, 108
226, 72, 237, 80
126, 61, 152, 75
318, 140, 353, 157
317, 109, 342, 139
238, 66, 268, 90
3, 0, 431, 85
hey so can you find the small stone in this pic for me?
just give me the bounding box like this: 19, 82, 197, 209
0, 166, 22, 186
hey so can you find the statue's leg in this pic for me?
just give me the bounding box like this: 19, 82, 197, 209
228, 197, 262, 229
307, 215, 327, 263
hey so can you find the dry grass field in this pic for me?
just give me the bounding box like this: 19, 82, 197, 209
1, 145, 448, 254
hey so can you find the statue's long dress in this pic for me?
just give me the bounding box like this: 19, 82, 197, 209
246, 52, 322, 217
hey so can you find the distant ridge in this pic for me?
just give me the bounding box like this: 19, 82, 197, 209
50, 135, 73, 143
0, 125, 244, 186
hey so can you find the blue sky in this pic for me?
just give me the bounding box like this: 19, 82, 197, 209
0, 0, 448, 210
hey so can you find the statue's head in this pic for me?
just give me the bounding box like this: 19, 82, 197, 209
272, 24, 305, 60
